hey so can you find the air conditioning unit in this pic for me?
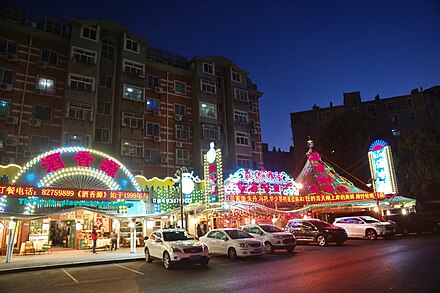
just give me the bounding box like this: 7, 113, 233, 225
1, 157, 14, 164
160, 156, 167, 164
23, 151, 33, 157
5, 137, 18, 146
175, 141, 183, 148
0, 82, 12, 91
34, 88, 43, 95
5, 116, 18, 125
175, 114, 182, 121
154, 87, 163, 94
153, 109, 160, 117
29, 118, 41, 127
153, 136, 162, 143
251, 129, 257, 134
6, 54, 18, 62
36, 60, 48, 69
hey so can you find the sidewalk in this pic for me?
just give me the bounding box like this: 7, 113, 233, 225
0, 247, 145, 274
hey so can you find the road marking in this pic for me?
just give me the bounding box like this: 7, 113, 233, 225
113, 263, 145, 275
61, 268, 79, 283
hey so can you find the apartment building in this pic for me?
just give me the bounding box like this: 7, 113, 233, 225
0, 5, 264, 178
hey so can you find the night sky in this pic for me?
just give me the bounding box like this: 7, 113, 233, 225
10, 0, 440, 151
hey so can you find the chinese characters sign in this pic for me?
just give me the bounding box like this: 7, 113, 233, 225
227, 192, 385, 203
368, 140, 398, 195
204, 142, 223, 203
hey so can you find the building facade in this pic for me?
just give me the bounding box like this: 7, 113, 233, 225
262, 143, 295, 176
0, 5, 264, 179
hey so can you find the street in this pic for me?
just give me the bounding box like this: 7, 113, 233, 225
0, 234, 439, 293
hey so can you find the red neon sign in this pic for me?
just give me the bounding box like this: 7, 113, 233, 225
227, 192, 385, 203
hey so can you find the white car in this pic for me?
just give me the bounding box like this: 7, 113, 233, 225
144, 229, 210, 269
333, 216, 396, 240
199, 228, 266, 259
241, 224, 296, 254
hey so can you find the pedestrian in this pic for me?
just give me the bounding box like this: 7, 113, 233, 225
60, 228, 66, 247
196, 223, 205, 239
110, 230, 118, 251
91, 229, 98, 254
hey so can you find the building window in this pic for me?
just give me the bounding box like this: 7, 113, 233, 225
234, 110, 248, 124
1, 8, 22, 23
231, 69, 242, 83
302, 113, 312, 122
95, 128, 110, 143
36, 76, 55, 92
125, 34, 139, 53
325, 111, 332, 120
72, 47, 96, 65
174, 104, 186, 116
101, 39, 115, 60
367, 105, 376, 114
176, 149, 190, 166
0, 68, 14, 84
0, 99, 10, 117
122, 112, 143, 128
69, 74, 94, 93
235, 132, 249, 146
200, 102, 216, 119
387, 101, 396, 110
64, 134, 89, 147
336, 108, 344, 114
175, 125, 190, 140
200, 79, 216, 94
304, 126, 312, 136
0, 132, 4, 149
44, 17, 63, 35
146, 75, 160, 88
121, 140, 143, 157
34, 105, 52, 121
407, 98, 414, 107
409, 112, 417, 120
41, 49, 58, 65
123, 84, 144, 101
67, 102, 93, 121
174, 80, 186, 94
0, 38, 17, 55
202, 124, 220, 140
99, 75, 112, 88
251, 140, 256, 150
123, 60, 144, 76
146, 122, 161, 136
237, 154, 251, 168
203, 62, 214, 74
233, 88, 249, 102
146, 98, 160, 112
81, 24, 98, 41
390, 114, 399, 125
317, 112, 323, 121
97, 101, 111, 115
30, 136, 50, 152
145, 148, 160, 164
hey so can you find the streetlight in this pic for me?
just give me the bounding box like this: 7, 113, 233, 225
173, 167, 201, 230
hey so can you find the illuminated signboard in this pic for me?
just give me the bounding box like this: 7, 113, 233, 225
227, 192, 385, 203
17, 198, 134, 209
368, 140, 398, 195
0, 185, 149, 201
204, 142, 224, 203
224, 169, 300, 197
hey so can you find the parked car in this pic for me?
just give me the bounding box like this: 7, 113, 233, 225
332, 216, 396, 240
285, 219, 347, 246
144, 229, 210, 269
199, 228, 266, 259
384, 213, 440, 235
241, 224, 296, 254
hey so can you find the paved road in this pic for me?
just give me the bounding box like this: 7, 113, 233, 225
0, 234, 439, 293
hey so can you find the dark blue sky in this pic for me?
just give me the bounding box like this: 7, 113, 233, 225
13, 0, 440, 150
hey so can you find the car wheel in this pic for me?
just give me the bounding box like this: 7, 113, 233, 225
366, 229, 378, 240
199, 259, 209, 268
163, 252, 173, 270
145, 247, 152, 263
228, 247, 238, 260
264, 242, 274, 254
286, 247, 295, 253
317, 235, 327, 247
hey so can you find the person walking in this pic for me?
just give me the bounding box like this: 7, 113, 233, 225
91, 229, 98, 254
110, 230, 118, 251
196, 223, 205, 239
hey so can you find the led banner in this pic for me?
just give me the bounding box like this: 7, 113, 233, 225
0, 185, 149, 201
227, 192, 385, 203
368, 140, 398, 195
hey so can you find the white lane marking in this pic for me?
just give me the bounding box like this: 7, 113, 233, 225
61, 268, 79, 283
113, 263, 145, 275
55, 277, 120, 287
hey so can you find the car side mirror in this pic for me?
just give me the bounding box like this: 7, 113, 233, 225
155, 238, 162, 243
221, 236, 228, 241
259, 231, 264, 235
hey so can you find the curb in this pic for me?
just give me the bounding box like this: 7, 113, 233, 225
0, 257, 145, 274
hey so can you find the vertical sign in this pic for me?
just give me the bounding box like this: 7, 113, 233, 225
368, 140, 398, 195
204, 142, 223, 203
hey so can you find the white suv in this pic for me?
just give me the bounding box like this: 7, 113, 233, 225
333, 216, 396, 240
144, 229, 210, 269
241, 224, 296, 254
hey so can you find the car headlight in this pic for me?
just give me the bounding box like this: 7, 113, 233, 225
324, 229, 330, 233
202, 244, 209, 251
171, 246, 181, 252
237, 243, 246, 248
377, 225, 386, 228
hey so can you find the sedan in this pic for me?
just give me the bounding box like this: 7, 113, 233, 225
199, 228, 266, 259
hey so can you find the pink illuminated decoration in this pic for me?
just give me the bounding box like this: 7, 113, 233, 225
40, 152, 66, 173
99, 158, 120, 178
73, 151, 96, 167
227, 192, 385, 203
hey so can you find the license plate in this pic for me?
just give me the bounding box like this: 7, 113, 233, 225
190, 255, 201, 260
254, 249, 262, 253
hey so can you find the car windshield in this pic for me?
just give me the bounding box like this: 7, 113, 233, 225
225, 230, 253, 239
310, 221, 332, 229
260, 225, 283, 232
360, 216, 380, 223
162, 231, 194, 241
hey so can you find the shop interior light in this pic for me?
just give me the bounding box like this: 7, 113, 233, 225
402, 208, 407, 215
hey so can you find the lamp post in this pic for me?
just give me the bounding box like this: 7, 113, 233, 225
173, 167, 200, 230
